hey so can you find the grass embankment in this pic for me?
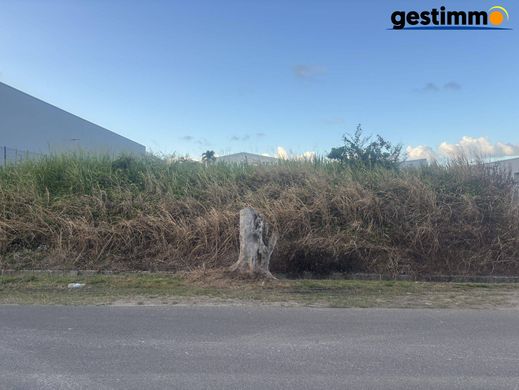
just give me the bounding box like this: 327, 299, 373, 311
1, 155, 519, 276
1, 273, 519, 308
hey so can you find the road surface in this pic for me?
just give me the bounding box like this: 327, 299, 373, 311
1, 306, 519, 389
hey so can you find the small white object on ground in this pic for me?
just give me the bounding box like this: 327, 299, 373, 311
67, 283, 85, 289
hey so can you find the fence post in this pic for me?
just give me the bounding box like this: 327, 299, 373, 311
3, 146, 6, 167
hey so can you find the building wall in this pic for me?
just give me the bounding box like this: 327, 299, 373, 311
0, 82, 145, 156
487, 158, 519, 181
400, 159, 427, 169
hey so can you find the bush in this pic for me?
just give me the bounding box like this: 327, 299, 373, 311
328, 124, 403, 169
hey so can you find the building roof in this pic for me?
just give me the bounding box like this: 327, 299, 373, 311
216, 152, 278, 164
0, 81, 145, 155
484, 155, 519, 164
400, 158, 428, 168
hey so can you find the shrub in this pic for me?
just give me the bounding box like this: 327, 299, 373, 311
328, 124, 403, 169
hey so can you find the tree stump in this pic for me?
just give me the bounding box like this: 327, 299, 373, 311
230, 207, 278, 278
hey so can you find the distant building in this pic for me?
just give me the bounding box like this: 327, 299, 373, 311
216, 152, 278, 165
0, 82, 145, 165
485, 156, 519, 182
400, 158, 428, 169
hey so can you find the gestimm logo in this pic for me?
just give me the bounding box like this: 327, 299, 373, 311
391, 5, 511, 30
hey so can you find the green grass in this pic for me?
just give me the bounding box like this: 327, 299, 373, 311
1, 273, 518, 308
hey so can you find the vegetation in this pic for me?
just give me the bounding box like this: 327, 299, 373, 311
328, 124, 403, 169
201, 150, 216, 163
2, 273, 519, 308
1, 153, 519, 277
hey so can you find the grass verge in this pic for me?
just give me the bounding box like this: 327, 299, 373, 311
1, 273, 519, 308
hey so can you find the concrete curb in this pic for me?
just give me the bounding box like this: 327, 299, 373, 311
285, 272, 519, 283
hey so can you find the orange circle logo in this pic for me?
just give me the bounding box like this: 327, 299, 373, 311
489, 10, 504, 25
488, 6, 509, 26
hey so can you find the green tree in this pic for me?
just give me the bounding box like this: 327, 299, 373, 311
201, 150, 216, 164
328, 124, 403, 168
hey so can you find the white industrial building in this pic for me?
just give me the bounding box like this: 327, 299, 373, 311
485, 156, 519, 182
400, 158, 428, 169
0, 82, 145, 165
216, 152, 278, 165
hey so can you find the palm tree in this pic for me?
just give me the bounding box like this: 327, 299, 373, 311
201, 150, 216, 164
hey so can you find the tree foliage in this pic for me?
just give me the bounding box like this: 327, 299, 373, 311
328, 124, 403, 168
201, 150, 216, 163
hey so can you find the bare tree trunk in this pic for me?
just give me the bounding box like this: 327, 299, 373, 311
230, 207, 278, 278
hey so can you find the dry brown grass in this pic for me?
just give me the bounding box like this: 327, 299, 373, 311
1, 155, 519, 276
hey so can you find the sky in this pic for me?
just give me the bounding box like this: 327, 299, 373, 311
0, 0, 518, 160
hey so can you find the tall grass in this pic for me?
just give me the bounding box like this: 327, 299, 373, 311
1, 154, 519, 276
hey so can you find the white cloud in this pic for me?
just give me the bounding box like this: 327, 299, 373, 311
496, 142, 519, 156
438, 141, 461, 157
407, 136, 519, 161
460, 136, 495, 154
438, 136, 519, 158
301, 151, 316, 161
275, 147, 316, 160
406, 145, 437, 161
276, 146, 289, 160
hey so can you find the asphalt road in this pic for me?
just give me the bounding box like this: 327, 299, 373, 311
1, 306, 519, 390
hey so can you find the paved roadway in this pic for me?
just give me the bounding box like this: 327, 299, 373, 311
1, 305, 519, 389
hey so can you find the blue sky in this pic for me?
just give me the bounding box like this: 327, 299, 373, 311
0, 0, 518, 159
